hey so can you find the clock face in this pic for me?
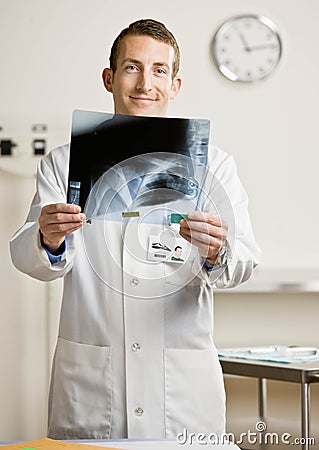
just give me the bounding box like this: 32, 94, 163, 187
213, 15, 282, 82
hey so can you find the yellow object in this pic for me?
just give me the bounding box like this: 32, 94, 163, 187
1, 438, 124, 450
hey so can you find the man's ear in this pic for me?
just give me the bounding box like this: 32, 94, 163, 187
102, 68, 113, 93
170, 76, 182, 100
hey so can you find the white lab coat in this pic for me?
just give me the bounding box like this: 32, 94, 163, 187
10, 144, 260, 440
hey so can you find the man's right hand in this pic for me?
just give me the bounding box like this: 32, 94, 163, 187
39, 203, 85, 253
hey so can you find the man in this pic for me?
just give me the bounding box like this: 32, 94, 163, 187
10, 19, 260, 440
171, 246, 184, 262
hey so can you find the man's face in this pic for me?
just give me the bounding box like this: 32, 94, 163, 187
103, 35, 181, 117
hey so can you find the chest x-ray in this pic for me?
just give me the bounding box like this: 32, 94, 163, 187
67, 110, 211, 225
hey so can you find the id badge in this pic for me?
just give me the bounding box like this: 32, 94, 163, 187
147, 232, 190, 264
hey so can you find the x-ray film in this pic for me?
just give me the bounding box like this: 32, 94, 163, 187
67, 110, 211, 224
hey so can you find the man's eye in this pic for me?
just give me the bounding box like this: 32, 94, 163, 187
156, 68, 167, 75
126, 65, 138, 72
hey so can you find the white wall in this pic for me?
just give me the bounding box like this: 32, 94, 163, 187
0, 0, 318, 440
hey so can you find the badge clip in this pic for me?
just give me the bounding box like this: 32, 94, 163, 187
168, 213, 188, 226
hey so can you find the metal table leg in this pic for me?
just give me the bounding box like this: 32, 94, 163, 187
258, 378, 267, 450
258, 378, 267, 420
301, 382, 310, 450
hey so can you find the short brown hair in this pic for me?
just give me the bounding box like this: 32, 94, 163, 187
109, 19, 180, 79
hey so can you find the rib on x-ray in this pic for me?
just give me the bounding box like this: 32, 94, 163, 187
67, 110, 211, 224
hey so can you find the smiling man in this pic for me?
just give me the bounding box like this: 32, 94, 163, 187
103, 32, 181, 116
10, 19, 260, 440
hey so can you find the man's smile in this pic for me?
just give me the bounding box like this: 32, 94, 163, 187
129, 96, 157, 102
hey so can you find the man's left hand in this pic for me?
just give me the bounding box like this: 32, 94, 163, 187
179, 211, 228, 265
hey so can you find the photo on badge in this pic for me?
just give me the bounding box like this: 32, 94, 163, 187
168, 237, 189, 264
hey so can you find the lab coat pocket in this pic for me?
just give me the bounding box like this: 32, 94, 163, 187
164, 259, 204, 287
164, 348, 225, 438
48, 337, 112, 439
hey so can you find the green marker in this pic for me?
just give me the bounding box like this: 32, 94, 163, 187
168, 213, 188, 225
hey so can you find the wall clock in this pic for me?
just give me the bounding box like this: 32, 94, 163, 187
212, 14, 282, 82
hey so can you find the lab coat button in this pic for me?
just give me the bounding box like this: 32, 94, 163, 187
130, 277, 139, 286
131, 342, 141, 352
134, 407, 144, 416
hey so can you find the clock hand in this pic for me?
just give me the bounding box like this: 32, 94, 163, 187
238, 32, 251, 51
249, 43, 277, 51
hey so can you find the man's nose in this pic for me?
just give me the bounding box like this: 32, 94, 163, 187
136, 70, 153, 92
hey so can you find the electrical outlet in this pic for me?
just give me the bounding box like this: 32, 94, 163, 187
32, 139, 46, 155
0, 139, 17, 156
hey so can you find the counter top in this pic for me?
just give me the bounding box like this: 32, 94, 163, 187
0, 438, 239, 450
215, 267, 319, 293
